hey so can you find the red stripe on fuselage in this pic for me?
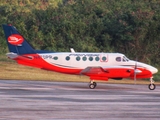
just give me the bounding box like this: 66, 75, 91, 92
15, 54, 82, 74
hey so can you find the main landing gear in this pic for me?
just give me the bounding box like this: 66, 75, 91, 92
88, 78, 156, 90
89, 80, 97, 89
148, 77, 156, 90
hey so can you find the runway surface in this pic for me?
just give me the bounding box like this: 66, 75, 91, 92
0, 80, 160, 120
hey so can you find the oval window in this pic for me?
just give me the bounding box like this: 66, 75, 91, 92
66, 56, 70, 61
82, 56, 87, 61
76, 56, 80, 61
116, 57, 121, 62
102, 56, 106, 61
95, 56, 99, 61
89, 57, 93, 61
53, 56, 58, 60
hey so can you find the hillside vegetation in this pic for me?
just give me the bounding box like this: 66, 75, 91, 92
0, 0, 160, 67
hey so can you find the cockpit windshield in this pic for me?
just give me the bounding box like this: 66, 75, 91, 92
122, 56, 129, 62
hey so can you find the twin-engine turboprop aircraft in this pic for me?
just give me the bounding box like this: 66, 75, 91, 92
2, 24, 158, 90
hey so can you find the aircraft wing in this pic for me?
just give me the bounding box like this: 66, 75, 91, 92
80, 66, 108, 74
80, 66, 134, 80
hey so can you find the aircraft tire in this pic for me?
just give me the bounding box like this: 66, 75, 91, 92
89, 84, 96, 89
148, 84, 156, 90
93, 82, 97, 87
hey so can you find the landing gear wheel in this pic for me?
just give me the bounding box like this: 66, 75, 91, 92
89, 83, 96, 89
93, 82, 97, 87
148, 84, 156, 90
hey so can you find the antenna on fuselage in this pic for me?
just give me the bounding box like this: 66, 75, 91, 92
70, 48, 75, 53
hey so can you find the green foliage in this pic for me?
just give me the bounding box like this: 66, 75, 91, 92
0, 0, 160, 66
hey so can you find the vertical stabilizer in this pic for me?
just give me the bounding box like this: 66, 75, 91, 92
2, 24, 36, 55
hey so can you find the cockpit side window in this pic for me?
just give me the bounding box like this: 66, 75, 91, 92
116, 57, 121, 62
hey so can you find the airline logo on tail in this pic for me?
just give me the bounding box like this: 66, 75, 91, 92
8, 34, 24, 45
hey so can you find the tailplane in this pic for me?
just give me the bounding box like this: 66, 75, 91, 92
2, 24, 36, 55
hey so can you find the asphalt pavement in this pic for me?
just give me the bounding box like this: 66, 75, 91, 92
0, 80, 160, 120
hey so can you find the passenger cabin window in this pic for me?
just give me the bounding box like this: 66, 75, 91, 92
102, 56, 107, 61
116, 57, 121, 62
76, 56, 80, 61
95, 56, 99, 61
53, 56, 58, 60
66, 56, 70, 61
82, 56, 87, 61
89, 57, 93, 61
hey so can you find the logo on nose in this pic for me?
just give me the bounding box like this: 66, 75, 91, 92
8, 34, 24, 45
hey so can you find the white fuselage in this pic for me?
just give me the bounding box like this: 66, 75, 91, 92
39, 52, 158, 74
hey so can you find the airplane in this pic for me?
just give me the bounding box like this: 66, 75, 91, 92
2, 24, 158, 90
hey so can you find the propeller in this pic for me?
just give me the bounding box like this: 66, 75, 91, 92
134, 57, 138, 84
134, 61, 137, 84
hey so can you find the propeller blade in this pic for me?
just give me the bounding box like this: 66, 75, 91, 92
134, 61, 137, 84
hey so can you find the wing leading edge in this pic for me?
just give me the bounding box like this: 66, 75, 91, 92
80, 66, 134, 80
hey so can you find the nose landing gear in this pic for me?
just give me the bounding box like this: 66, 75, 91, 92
148, 77, 156, 90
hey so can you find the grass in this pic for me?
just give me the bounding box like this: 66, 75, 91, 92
0, 60, 88, 82
0, 55, 159, 85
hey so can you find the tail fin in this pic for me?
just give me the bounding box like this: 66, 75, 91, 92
2, 24, 36, 55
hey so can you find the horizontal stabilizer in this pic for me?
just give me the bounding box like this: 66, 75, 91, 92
6, 52, 18, 59
6, 52, 33, 60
